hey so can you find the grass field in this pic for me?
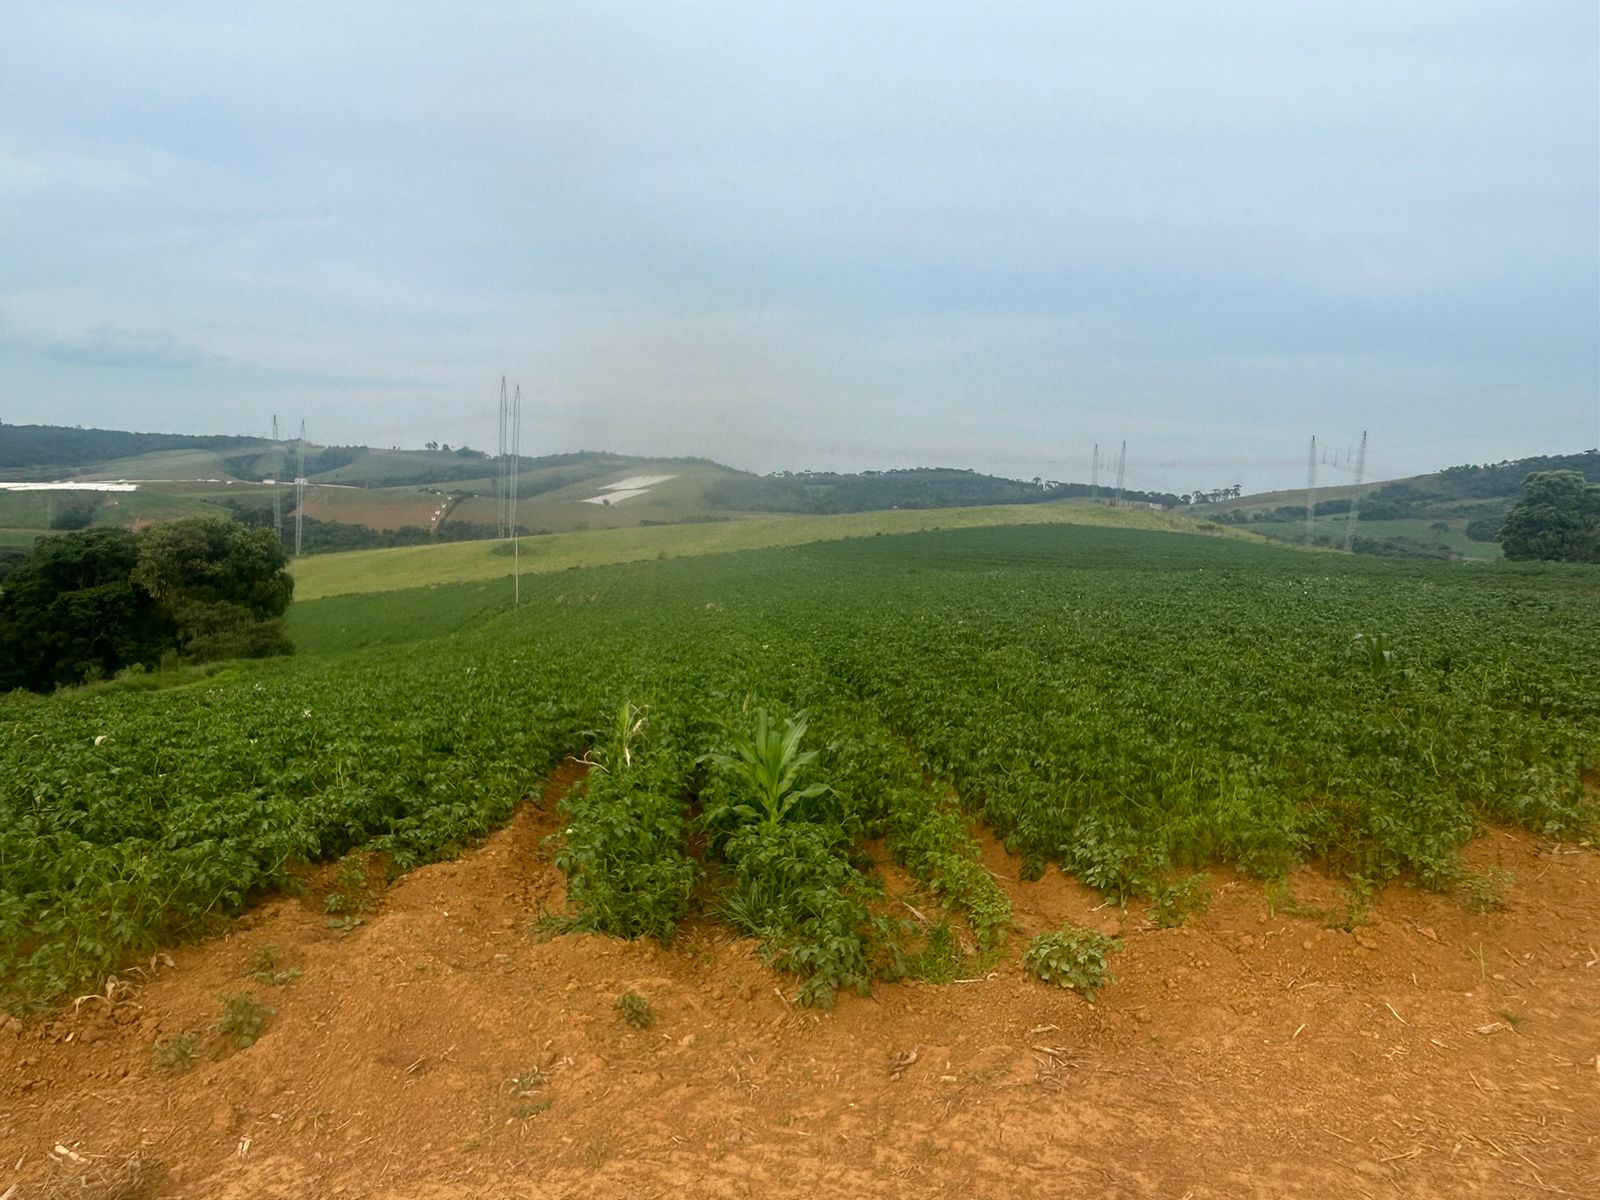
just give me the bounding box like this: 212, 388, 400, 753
5, 521, 1596, 1009
72, 447, 261, 481
288, 498, 1263, 600
1247, 513, 1503, 561
0, 485, 234, 538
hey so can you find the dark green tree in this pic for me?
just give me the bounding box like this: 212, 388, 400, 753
0, 528, 173, 691
132, 519, 294, 661
1498, 471, 1600, 563
0, 519, 296, 693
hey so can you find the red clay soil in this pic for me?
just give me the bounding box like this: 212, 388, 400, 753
3, 765, 1596, 1199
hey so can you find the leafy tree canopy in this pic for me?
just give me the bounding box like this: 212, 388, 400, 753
0, 528, 170, 691
1499, 471, 1600, 563
0, 519, 295, 692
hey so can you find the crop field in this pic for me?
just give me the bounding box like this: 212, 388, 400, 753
295, 485, 456, 531
287, 497, 1254, 600
3, 523, 1597, 1014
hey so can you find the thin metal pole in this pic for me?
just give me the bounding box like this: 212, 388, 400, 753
511, 385, 521, 605
497, 376, 509, 539
272, 414, 283, 548
294, 420, 306, 557
1305, 435, 1318, 547
1343, 430, 1368, 552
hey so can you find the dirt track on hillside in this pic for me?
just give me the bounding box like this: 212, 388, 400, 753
3, 766, 1596, 1199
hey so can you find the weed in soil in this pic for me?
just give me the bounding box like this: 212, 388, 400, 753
152, 1030, 201, 1074
249, 944, 301, 987
1024, 926, 1121, 1001
1145, 873, 1212, 928
215, 992, 273, 1049
614, 989, 655, 1029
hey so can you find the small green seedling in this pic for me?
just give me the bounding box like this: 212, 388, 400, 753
614, 990, 655, 1029
153, 1030, 201, 1073
216, 992, 274, 1049
250, 945, 301, 988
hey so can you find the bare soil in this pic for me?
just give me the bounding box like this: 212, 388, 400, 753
3, 765, 1596, 1199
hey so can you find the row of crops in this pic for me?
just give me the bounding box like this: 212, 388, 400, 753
3, 524, 1597, 1008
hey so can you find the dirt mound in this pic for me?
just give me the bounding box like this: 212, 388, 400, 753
3, 767, 1596, 1198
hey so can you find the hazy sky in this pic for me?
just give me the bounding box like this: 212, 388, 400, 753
2, 2, 1596, 493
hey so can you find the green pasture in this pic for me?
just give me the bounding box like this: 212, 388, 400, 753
73, 447, 259, 482
288, 499, 1265, 600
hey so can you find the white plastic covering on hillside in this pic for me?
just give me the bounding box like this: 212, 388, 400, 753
580, 474, 677, 506
0, 481, 140, 492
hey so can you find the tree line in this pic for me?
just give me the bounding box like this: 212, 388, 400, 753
0, 519, 294, 693
0, 421, 261, 476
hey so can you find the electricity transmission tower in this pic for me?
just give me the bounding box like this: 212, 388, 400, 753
271, 415, 283, 549
1114, 441, 1127, 506
1304, 435, 1318, 547
510, 384, 523, 605
294, 420, 307, 557
1343, 430, 1369, 552
1090, 444, 1100, 501
496, 376, 510, 539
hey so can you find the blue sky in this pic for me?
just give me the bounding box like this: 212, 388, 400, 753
1, 2, 1595, 492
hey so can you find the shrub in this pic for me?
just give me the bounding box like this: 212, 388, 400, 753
1023, 926, 1121, 1001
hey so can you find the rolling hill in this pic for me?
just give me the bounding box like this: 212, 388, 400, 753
2, 420, 1594, 565
1187, 449, 1600, 561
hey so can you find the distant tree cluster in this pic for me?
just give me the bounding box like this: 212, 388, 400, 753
1355, 452, 1599, 520
1349, 535, 1457, 561
0, 519, 294, 693
1436, 451, 1600, 498
1206, 499, 1356, 525
49, 498, 100, 530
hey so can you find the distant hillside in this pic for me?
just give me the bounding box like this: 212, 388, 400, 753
1, 423, 736, 491
1207, 449, 1600, 561
705, 468, 1179, 514
212, 444, 668, 489
0, 422, 265, 480
5, 421, 1594, 564
0, 424, 755, 551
